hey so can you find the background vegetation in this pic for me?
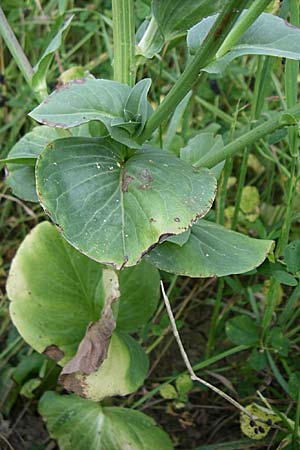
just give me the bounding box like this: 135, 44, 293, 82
1, 1, 300, 449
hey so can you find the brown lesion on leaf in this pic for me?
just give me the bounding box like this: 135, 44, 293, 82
138, 184, 150, 190
59, 372, 86, 397
60, 270, 120, 383
121, 169, 134, 192
137, 169, 153, 190
43, 344, 65, 362
284, 20, 298, 29
140, 168, 153, 183
72, 77, 87, 84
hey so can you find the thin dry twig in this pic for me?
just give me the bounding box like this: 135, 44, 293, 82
160, 280, 272, 425
0, 432, 15, 450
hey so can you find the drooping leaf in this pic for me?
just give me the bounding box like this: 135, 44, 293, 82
6, 222, 159, 400
61, 270, 120, 376
29, 77, 130, 128
60, 331, 148, 400
6, 126, 67, 202
180, 132, 225, 178
267, 327, 290, 357
36, 137, 217, 268
32, 16, 73, 95
7, 221, 159, 340
39, 392, 174, 450
188, 12, 300, 73
137, 0, 223, 58
29, 78, 152, 147
147, 220, 273, 277
226, 315, 258, 346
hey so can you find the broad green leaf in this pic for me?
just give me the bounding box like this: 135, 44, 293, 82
29, 78, 130, 129
138, 0, 223, 58
188, 12, 300, 74
248, 348, 267, 371
273, 270, 298, 286
147, 220, 273, 277
267, 327, 290, 357
29, 79, 152, 147
284, 241, 300, 273
36, 137, 216, 268
6, 222, 159, 399
6, 126, 67, 202
180, 132, 225, 178
7, 221, 159, 342
226, 315, 258, 346
39, 392, 174, 450
32, 16, 73, 95
61, 331, 148, 400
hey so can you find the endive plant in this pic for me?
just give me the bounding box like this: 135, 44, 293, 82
2, 0, 300, 447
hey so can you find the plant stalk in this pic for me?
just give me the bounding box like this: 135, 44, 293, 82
275, 0, 299, 257
216, 0, 273, 58
112, 0, 136, 86
161, 281, 274, 425
197, 102, 300, 169
0, 7, 33, 87
138, 0, 249, 143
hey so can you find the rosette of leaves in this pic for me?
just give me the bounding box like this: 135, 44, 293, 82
4, 77, 219, 269
7, 222, 161, 401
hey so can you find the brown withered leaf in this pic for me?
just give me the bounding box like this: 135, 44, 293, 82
60, 270, 120, 378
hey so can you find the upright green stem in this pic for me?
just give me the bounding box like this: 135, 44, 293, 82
139, 0, 249, 143
112, 0, 135, 86
197, 102, 300, 169
262, 0, 300, 337
216, 0, 273, 58
232, 56, 272, 229
0, 6, 33, 87
276, 0, 299, 257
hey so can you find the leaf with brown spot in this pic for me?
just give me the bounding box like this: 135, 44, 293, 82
36, 139, 217, 268
122, 170, 134, 192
